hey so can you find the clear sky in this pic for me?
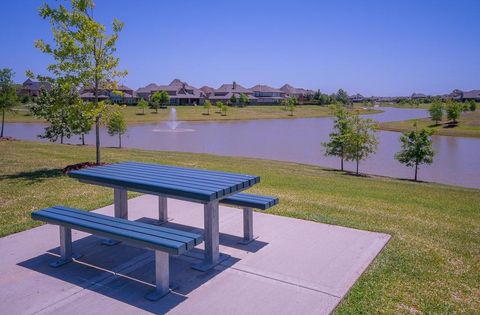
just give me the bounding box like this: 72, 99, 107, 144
2, 0, 479, 96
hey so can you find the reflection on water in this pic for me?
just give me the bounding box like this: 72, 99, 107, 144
4, 107, 480, 189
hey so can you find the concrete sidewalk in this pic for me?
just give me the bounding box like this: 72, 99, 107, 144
0, 195, 390, 315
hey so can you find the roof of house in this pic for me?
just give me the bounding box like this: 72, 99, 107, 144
200, 86, 214, 94
250, 85, 283, 93
279, 84, 313, 96
462, 90, 480, 99
22, 79, 52, 91
136, 79, 202, 98
215, 82, 252, 94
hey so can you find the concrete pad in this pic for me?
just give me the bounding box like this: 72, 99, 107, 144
0, 194, 390, 314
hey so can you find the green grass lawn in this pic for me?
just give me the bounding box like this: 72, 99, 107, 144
6, 104, 380, 124
380, 110, 480, 138
1, 140, 479, 313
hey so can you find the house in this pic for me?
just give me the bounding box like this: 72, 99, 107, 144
280, 84, 314, 100
209, 81, 257, 104
136, 79, 204, 105
449, 89, 480, 102
19, 79, 51, 97
411, 92, 429, 100
349, 93, 365, 103
250, 85, 286, 104
199, 86, 215, 98
79, 84, 138, 104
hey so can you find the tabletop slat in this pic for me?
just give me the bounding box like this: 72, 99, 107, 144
68, 162, 260, 202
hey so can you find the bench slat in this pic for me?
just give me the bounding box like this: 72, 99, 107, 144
50, 206, 203, 245
45, 207, 197, 250
221, 193, 279, 210
32, 207, 201, 255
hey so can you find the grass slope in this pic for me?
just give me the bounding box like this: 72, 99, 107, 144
6, 104, 380, 124
1, 140, 479, 313
380, 110, 480, 138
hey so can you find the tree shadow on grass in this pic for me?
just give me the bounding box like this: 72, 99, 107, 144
0, 168, 64, 183
443, 122, 459, 129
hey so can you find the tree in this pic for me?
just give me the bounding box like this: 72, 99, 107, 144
35, 0, 127, 163
229, 94, 237, 106
445, 100, 461, 123
322, 105, 352, 171
0, 68, 18, 138
70, 101, 94, 145
216, 101, 224, 113
287, 97, 296, 116
203, 100, 212, 115
428, 100, 444, 125
239, 93, 249, 107
137, 99, 148, 115
336, 89, 350, 106
344, 113, 378, 175
221, 103, 228, 116
395, 124, 435, 181
107, 107, 127, 148
30, 81, 81, 144
151, 91, 169, 113
469, 99, 476, 112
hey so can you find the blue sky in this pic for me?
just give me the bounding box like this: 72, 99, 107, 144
2, 0, 479, 96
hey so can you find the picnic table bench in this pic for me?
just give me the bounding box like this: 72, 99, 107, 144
32, 205, 202, 300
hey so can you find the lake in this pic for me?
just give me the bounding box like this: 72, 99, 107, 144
5, 107, 480, 189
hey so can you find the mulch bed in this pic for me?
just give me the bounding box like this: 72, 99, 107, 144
0, 136, 16, 142
62, 162, 109, 174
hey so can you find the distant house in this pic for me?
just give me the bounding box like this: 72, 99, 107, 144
462, 90, 480, 102
79, 84, 138, 104
209, 81, 257, 104
19, 79, 51, 97
411, 93, 429, 100
250, 85, 286, 104
136, 79, 204, 105
199, 86, 215, 98
349, 93, 365, 103
280, 84, 314, 100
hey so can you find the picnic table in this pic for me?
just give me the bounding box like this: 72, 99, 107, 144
68, 161, 261, 271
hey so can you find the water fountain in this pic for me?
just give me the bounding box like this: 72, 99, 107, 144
152, 107, 195, 132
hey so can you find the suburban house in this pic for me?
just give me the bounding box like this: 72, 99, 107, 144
280, 84, 314, 100
136, 79, 204, 105
250, 85, 285, 104
199, 86, 215, 98
79, 84, 138, 104
208, 81, 257, 104
349, 93, 365, 103
411, 92, 429, 100
449, 89, 480, 102
19, 79, 51, 97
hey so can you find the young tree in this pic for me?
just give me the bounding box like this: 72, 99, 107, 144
107, 107, 127, 148
221, 103, 228, 116
428, 100, 444, 125
70, 101, 94, 145
287, 98, 296, 116
150, 91, 168, 113
229, 94, 237, 106
344, 113, 378, 175
445, 100, 461, 123
322, 105, 352, 171
0, 68, 18, 138
137, 99, 148, 115
30, 81, 80, 144
469, 99, 476, 112
216, 101, 224, 113
203, 100, 212, 115
35, 0, 127, 163
395, 124, 435, 181
239, 93, 249, 107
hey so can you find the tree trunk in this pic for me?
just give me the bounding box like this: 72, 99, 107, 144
60, 134, 64, 144
119, 133, 122, 148
340, 157, 344, 171
356, 159, 359, 175
414, 162, 418, 181
81, 133, 85, 145
1, 109, 5, 138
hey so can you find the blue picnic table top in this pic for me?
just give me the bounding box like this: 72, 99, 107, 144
68, 161, 260, 202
